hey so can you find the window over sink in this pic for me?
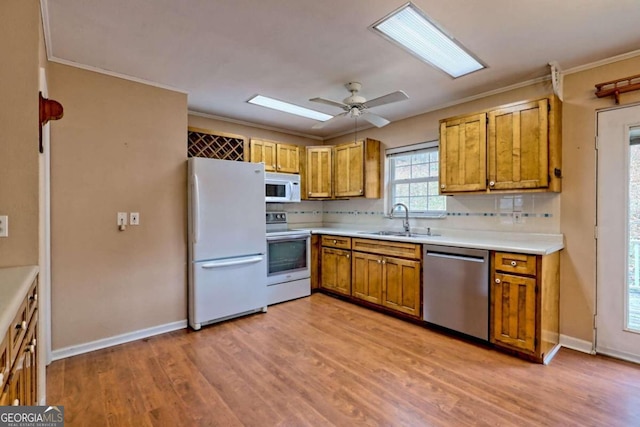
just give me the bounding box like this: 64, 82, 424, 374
386, 141, 446, 217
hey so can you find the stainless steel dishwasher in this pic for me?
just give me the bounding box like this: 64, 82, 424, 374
423, 245, 489, 340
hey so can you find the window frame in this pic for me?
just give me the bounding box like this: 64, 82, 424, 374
386, 141, 446, 218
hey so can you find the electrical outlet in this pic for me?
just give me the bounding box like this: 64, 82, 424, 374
130, 212, 140, 225
117, 212, 127, 226
0, 215, 8, 237
513, 211, 523, 224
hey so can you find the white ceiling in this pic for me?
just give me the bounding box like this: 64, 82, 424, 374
42, 0, 640, 139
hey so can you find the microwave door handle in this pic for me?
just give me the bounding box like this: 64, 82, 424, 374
192, 173, 200, 243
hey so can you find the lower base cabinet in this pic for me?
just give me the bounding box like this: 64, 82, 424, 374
1, 276, 38, 406
381, 256, 421, 317
490, 251, 560, 363
320, 235, 353, 296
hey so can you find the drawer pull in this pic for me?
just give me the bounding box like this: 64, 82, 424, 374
495, 278, 501, 284
16, 320, 26, 330
510, 261, 517, 267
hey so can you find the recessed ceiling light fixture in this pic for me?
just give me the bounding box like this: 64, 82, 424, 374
371, 2, 486, 78
248, 95, 333, 122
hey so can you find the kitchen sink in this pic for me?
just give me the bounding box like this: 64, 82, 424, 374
359, 231, 440, 238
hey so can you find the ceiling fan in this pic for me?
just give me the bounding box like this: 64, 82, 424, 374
309, 82, 409, 129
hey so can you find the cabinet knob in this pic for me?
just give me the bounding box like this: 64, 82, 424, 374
440, 184, 445, 189
495, 278, 501, 284
26, 344, 35, 354
12, 399, 19, 406
308, 192, 312, 196
32, 338, 37, 347
278, 165, 281, 170
333, 240, 337, 244
0, 373, 4, 384
30, 293, 38, 302
377, 259, 381, 264
346, 254, 350, 259
382, 259, 386, 264
510, 261, 517, 267
16, 320, 26, 330
359, 189, 363, 194
489, 181, 495, 187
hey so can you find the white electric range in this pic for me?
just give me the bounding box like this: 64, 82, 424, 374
265, 212, 311, 305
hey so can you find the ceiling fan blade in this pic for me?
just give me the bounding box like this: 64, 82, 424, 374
362, 112, 390, 128
309, 97, 348, 110
362, 90, 409, 109
311, 112, 347, 129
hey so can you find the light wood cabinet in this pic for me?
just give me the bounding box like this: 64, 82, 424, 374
351, 238, 422, 318
439, 113, 487, 193
306, 146, 333, 198
2, 277, 38, 405
305, 138, 381, 199
250, 139, 300, 174
490, 251, 560, 363
320, 235, 352, 296
439, 95, 561, 194
352, 251, 384, 305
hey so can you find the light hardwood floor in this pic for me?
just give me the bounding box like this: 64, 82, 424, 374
47, 293, 640, 426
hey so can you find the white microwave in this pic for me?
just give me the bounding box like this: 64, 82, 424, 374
265, 172, 301, 203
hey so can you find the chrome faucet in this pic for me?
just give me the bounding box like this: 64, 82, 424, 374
390, 203, 410, 234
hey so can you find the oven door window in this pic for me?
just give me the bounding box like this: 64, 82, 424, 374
266, 182, 287, 198
268, 239, 307, 275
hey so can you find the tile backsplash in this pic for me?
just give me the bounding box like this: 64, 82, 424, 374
271, 193, 560, 234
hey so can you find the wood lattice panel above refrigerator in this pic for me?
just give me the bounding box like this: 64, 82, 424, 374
187, 127, 247, 161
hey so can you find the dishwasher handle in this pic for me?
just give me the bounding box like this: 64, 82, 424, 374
426, 252, 486, 263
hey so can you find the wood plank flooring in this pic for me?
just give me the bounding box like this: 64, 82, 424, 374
47, 293, 640, 426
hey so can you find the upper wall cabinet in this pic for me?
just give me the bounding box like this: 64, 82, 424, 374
250, 139, 300, 174
439, 95, 561, 194
305, 138, 381, 200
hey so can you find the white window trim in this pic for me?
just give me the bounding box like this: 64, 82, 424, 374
385, 140, 447, 219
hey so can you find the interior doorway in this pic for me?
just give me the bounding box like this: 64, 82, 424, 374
596, 103, 640, 363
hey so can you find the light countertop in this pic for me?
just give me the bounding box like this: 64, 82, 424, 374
0, 266, 39, 337
296, 227, 564, 255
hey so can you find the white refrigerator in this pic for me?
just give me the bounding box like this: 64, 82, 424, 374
188, 157, 267, 330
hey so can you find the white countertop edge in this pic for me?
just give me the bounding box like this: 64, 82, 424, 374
298, 227, 564, 255
0, 266, 39, 337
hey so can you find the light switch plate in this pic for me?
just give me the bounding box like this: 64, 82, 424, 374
0, 215, 7, 237
117, 212, 127, 226
130, 212, 139, 225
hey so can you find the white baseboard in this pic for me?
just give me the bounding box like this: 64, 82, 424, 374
51, 320, 187, 361
559, 334, 594, 354
595, 346, 640, 365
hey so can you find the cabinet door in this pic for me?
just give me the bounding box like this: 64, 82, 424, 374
491, 272, 536, 353
352, 252, 383, 304
320, 247, 351, 295
306, 147, 333, 198
382, 257, 421, 317
439, 113, 487, 193
277, 144, 300, 174
488, 99, 549, 190
250, 140, 276, 171
334, 141, 364, 197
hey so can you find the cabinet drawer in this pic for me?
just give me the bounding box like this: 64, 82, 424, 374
321, 235, 352, 250
494, 252, 537, 276
9, 298, 28, 369
0, 332, 8, 391
352, 238, 421, 260
26, 280, 38, 322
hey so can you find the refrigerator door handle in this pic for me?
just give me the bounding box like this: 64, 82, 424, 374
201, 255, 264, 269
192, 173, 200, 243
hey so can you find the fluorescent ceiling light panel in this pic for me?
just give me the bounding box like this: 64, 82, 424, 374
372, 3, 485, 78
248, 95, 332, 121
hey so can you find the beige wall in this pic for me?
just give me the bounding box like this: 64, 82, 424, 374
49, 63, 188, 350
0, 0, 41, 267
561, 56, 640, 342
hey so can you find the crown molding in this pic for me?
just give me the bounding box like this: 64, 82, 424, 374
564, 49, 640, 75
188, 110, 324, 141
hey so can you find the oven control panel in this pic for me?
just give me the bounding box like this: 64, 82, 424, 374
266, 211, 287, 225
